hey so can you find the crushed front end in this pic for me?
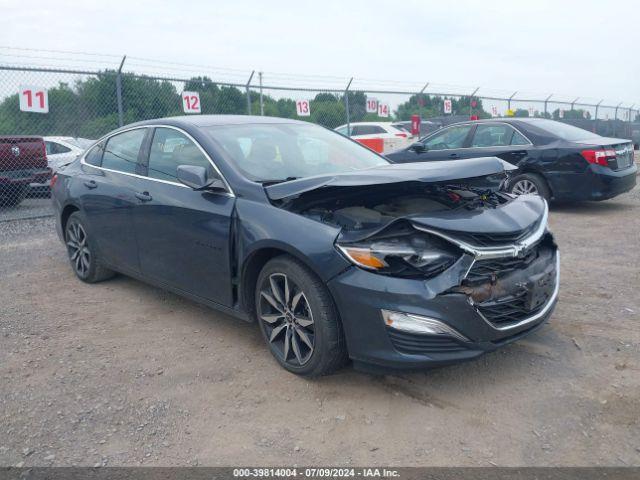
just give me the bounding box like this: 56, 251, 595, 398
322, 191, 559, 372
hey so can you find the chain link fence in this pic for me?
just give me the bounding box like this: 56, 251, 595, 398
1, 63, 638, 221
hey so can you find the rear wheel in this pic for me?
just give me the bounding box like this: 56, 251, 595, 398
509, 173, 551, 200
255, 256, 348, 377
65, 212, 115, 283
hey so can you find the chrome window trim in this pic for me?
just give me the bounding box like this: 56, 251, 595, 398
80, 124, 235, 197
420, 121, 534, 149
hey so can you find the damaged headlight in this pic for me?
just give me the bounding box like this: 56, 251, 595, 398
337, 232, 461, 278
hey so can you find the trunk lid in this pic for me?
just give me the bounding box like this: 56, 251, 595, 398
578, 137, 634, 170
0, 136, 47, 171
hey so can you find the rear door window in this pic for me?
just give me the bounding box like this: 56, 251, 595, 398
472, 124, 513, 147
102, 129, 146, 174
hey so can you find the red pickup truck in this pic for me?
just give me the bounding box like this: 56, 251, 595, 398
0, 136, 51, 207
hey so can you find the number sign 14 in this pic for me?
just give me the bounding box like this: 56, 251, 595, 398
19, 85, 49, 113
182, 91, 201, 113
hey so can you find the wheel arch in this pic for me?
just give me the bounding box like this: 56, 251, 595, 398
60, 203, 81, 234
239, 243, 328, 321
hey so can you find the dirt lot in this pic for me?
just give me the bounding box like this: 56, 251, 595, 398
1, 187, 639, 468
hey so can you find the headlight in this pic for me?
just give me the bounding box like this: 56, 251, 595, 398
337, 231, 461, 278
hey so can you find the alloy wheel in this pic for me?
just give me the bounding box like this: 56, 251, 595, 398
66, 221, 91, 277
258, 273, 315, 366
511, 179, 539, 196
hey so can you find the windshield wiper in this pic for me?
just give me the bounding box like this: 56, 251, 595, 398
259, 177, 302, 186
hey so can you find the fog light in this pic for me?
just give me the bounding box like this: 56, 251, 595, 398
381, 310, 469, 341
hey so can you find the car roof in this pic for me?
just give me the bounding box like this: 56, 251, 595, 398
43, 136, 76, 142
129, 114, 310, 129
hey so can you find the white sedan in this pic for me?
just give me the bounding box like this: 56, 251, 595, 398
31, 137, 93, 194
334, 122, 411, 153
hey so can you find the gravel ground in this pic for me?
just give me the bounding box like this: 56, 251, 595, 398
1, 187, 639, 467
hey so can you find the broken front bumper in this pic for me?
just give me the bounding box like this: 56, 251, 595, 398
327, 234, 559, 373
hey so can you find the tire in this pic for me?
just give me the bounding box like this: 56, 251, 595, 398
65, 212, 115, 283
255, 255, 349, 377
509, 173, 551, 200
0, 185, 27, 207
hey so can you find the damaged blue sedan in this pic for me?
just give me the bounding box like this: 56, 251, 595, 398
51, 115, 559, 376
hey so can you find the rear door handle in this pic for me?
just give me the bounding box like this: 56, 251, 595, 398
448, 153, 459, 158
83, 180, 97, 189
135, 191, 152, 202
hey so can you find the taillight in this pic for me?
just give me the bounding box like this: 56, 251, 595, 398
50, 173, 58, 188
395, 133, 407, 138
581, 149, 616, 167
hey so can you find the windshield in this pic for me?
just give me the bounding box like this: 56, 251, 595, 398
203, 123, 389, 182
532, 119, 601, 142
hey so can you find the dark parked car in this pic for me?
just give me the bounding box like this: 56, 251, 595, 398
387, 118, 637, 201
52, 116, 559, 376
0, 135, 50, 206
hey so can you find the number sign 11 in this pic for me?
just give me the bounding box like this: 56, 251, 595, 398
19, 85, 49, 113
182, 91, 201, 113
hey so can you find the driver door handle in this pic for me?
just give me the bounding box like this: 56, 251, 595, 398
448, 153, 459, 158
83, 180, 97, 189
135, 191, 152, 202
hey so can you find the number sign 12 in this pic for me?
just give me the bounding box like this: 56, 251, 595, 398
182, 91, 201, 113
19, 85, 49, 113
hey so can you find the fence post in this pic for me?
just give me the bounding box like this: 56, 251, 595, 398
418, 82, 429, 120
116, 55, 126, 127
344, 77, 353, 133
594, 100, 603, 132
258, 72, 264, 116
543, 94, 553, 118
508, 91, 518, 112
614, 102, 622, 136
469, 87, 479, 118
246, 70, 255, 115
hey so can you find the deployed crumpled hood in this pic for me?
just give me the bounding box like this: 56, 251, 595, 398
265, 157, 516, 200
408, 194, 546, 234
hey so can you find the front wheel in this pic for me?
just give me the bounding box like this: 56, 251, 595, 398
509, 173, 551, 200
255, 256, 348, 377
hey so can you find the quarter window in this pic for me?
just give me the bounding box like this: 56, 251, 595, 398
511, 130, 530, 146
147, 128, 214, 182
84, 142, 105, 167
102, 129, 146, 174
423, 125, 473, 150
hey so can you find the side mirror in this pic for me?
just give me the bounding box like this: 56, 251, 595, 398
410, 142, 427, 153
176, 165, 225, 191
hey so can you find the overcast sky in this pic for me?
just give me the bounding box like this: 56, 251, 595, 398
4, 0, 639, 104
